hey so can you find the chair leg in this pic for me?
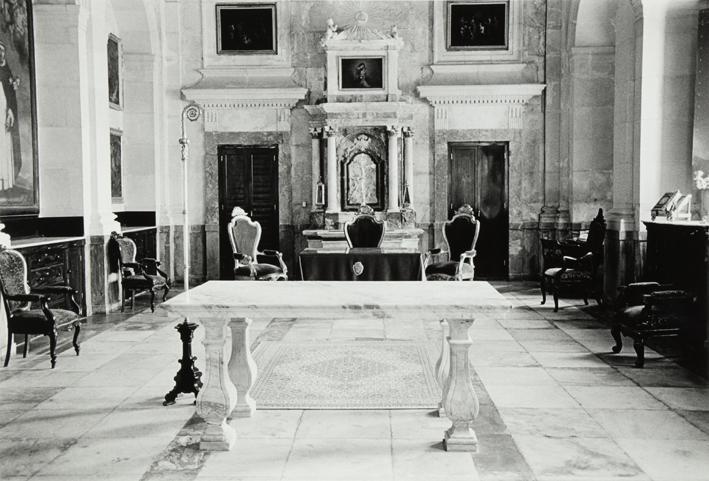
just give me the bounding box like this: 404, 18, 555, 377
22, 334, 29, 358
633, 336, 645, 368
163, 284, 170, 302
121, 287, 126, 312
72, 322, 81, 356
4, 332, 12, 367
540, 277, 547, 305
611, 325, 623, 353
131, 291, 136, 310
150, 289, 156, 313
48, 329, 58, 369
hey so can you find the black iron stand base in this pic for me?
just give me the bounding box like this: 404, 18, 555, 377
163, 319, 203, 406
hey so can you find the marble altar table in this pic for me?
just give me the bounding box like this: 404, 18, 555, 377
299, 247, 425, 281
162, 281, 510, 452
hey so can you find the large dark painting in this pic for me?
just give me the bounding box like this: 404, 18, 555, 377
216, 4, 277, 54
110, 131, 122, 200
107, 34, 121, 109
447, 1, 508, 50
0, 0, 37, 215
340, 57, 384, 90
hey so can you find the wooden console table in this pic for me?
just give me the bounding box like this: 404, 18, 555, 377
162, 281, 510, 452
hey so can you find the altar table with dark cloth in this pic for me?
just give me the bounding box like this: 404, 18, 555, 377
299, 247, 425, 281
161, 281, 511, 453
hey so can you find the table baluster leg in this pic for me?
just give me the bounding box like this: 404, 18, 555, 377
442, 318, 479, 452
228, 317, 257, 417
435, 319, 450, 417
196, 317, 236, 451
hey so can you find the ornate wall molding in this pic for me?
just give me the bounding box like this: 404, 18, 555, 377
417, 84, 546, 106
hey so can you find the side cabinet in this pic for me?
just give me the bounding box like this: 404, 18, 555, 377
17, 239, 87, 314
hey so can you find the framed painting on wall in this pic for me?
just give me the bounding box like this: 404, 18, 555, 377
339, 57, 384, 90
216, 4, 277, 54
0, 0, 38, 216
110, 130, 123, 201
447, 1, 509, 50
107, 34, 122, 109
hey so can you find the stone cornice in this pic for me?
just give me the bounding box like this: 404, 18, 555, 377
182, 87, 307, 109
417, 84, 546, 105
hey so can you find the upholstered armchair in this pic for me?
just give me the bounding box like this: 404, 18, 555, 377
424, 204, 480, 281
227, 207, 288, 281
344, 205, 385, 248
108, 232, 171, 312
0, 248, 83, 368
611, 282, 695, 367
540, 208, 606, 311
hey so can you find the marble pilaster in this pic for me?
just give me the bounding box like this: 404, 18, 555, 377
324, 126, 339, 214
387, 126, 400, 213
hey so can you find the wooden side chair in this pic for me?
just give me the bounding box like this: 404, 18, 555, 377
0, 248, 83, 368
541, 208, 606, 311
424, 204, 480, 281
228, 207, 288, 281
344, 205, 385, 248
108, 232, 170, 312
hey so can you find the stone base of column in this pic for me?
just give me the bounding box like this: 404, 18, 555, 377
310, 211, 325, 229
386, 211, 402, 229
199, 421, 236, 451
443, 422, 478, 452
401, 205, 416, 228
324, 212, 341, 230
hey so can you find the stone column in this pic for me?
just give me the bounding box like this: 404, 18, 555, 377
324, 126, 339, 214
442, 318, 479, 452
387, 126, 400, 212
310, 127, 322, 210
403, 127, 414, 207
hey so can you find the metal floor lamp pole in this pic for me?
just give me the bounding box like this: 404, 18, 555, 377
179, 103, 201, 293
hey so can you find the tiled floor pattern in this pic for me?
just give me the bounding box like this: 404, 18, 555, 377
0, 283, 708, 480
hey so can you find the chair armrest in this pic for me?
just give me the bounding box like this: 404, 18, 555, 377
234, 253, 252, 263
32, 285, 76, 294
424, 248, 448, 267
261, 249, 281, 256
122, 262, 142, 270
140, 257, 160, 265
6, 293, 46, 303
257, 250, 288, 275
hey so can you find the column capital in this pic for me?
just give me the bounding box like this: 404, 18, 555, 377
323, 125, 337, 137
309, 127, 322, 138
402, 126, 415, 138
387, 125, 400, 137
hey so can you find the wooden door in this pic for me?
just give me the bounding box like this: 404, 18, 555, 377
449, 143, 508, 279
218, 145, 279, 280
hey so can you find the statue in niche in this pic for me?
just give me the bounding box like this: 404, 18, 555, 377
347, 153, 377, 206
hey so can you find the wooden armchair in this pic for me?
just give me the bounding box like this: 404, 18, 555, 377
424, 204, 480, 281
108, 232, 170, 312
611, 282, 695, 367
0, 248, 83, 368
344, 205, 385, 248
540, 208, 606, 311
228, 207, 288, 281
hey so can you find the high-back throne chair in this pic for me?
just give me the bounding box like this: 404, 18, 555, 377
540, 208, 606, 311
109, 232, 170, 313
344, 205, 386, 248
424, 204, 481, 281
227, 207, 288, 281
0, 248, 83, 368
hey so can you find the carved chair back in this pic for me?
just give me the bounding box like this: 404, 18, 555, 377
108, 233, 140, 276
345, 214, 385, 248
227, 210, 262, 262
443, 211, 480, 261
0, 249, 31, 312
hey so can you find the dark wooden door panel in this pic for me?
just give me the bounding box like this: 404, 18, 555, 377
218, 146, 279, 280
449, 143, 508, 280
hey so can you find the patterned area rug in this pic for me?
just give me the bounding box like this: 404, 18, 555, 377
251, 340, 441, 409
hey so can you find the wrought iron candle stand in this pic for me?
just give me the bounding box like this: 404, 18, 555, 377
163, 319, 203, 406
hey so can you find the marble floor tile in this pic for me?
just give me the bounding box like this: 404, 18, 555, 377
546, 367, 634, 386
564, 386, 668, 410
332, 318, 385, 329
484, 384, 581, 409
517, 339, 590, 353
497, 407, 607, 438
392, 439, 479, 480
0, 409, 24, 428
0, 409, 109, 440
282, 328, 332, 341
328, 328, 386, 340
295, 410, 390, 439
283, 437, 392, 481
469, 349, 539, 368
472, 433, 535, 481
514, 435, 646, 480
496, 308, 545, 320
679, 410, 709, 435
0, 386, 62, 411
475, 366, 558, 386
82, 404, 193, 439
0, 438, 77, 478
589, 408, 709, 440
390, 410, 450, 440
197, 437, 292, 480
614, 438, 709, 481
469, 340, 527, 353
229, 410, 303, 439
645, 387, 709, 411
553, 319, 607, 329
530, 352, 609, 369
470, 329, 517, 341
35, 436, 171, 477
617, 366, 709, 388
34, 386, 138, 410
507, 329, 574, 343
497, 319, 554, 329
